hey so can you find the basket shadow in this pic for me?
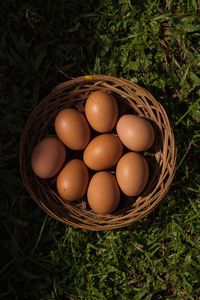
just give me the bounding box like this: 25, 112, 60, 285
147, 120, 163, 154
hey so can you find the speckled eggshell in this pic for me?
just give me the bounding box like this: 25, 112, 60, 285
57, 159, 89, 201
87, 171, 120, 215
85, 91, 118, 133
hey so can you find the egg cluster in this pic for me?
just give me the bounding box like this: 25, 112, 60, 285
31, 91, 155, 215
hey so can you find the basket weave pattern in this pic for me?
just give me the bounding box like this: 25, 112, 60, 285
19, 75, 176, 230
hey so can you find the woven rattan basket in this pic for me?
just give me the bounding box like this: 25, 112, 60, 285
19, 75, 176, 230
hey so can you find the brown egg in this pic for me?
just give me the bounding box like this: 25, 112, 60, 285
87, 171, 120, 215
57, 159, 89, 201
85, 91, 118, 132
55, 108, 90, 150
31, 137, 66, 179
83, 134, 123, 170
116, 152, 149, 196
116, 115, 155, 152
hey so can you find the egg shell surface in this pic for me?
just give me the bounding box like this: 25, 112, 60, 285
85, 91, 118, 133
116, 115, 155, 152
55, 108, 90, 150
87, 171, 120, 215
31, 137, 66, 179
83, 134, 123, 170
116, 152, 149, 196
57, 159, 89, 201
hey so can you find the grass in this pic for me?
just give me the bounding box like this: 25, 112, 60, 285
0, 0, 200, 299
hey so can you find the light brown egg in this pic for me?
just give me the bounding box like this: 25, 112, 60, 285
83, 134, 123, 170
55, 108, 90, 150
31, 137, 66, 179
87, 171, 120, 215
116, 152, 149, 196
116, 115, 155, 152
85, 91, 118, 132
57, 159, 89, 201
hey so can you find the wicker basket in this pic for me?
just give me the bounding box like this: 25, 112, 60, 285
19, 75, 176, 230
